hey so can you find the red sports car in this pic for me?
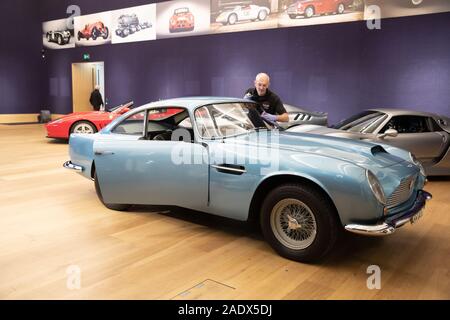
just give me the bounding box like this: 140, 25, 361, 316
46, 102, 184, 140
287, 0, 354, 19
77, 21, 109, 41
169, 7, 195, 33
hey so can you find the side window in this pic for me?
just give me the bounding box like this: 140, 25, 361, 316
427, 117, 444, 132
195, 106, 220, 139
112, 111, 145, 135
380, 116, 432, 134
146, 107, 187, 141
178, 117, 192, 129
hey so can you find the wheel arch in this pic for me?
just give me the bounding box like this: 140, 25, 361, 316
247, 174, 340, 224
306, 5, 315, 13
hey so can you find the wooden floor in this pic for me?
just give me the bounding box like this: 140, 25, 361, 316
0, 124, 449, 300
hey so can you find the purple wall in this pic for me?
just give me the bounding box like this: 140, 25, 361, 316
2, 0, 449, 125
360, 13, 450, 119
0, 0, 47, 114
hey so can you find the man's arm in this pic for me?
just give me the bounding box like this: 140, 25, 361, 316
275, 98, 289, 123
276, 113, 289, 123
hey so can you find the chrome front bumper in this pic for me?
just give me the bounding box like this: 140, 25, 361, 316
345, 190, 432, 236
63, 161, 84, 172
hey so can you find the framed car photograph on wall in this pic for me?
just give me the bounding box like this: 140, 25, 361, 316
210, 0, 278, 34
364, 0, 450, 20
111, 4, 157, 45
74, 11, 113, 47
42, 18, 76, 49
156, 0, 211, 39
278, 0, 365, 28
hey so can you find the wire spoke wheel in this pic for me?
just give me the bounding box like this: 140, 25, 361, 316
270, 198, 317, 250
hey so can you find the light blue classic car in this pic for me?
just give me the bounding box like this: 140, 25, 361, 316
64, 97, 432, 262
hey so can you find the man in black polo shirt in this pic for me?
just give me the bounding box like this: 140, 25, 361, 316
244, 73, 289, 124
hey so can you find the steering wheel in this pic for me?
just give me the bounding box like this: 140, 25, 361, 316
152, 131, 172, 141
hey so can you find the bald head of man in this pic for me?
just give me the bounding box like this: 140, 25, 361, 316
254, 73, 270, 97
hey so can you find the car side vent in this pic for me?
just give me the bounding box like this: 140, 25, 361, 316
371, 146, 388, 155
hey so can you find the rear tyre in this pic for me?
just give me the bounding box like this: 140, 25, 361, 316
102, 27, 109, 39
258, 10, 268, 21
337, 3, 345, 14
95, 172, 131, 211
260, 183, 339, 263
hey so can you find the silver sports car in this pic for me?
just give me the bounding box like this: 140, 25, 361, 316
288, 108, 450, 176
280, 104, 328, 129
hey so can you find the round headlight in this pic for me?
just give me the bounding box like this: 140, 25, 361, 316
366, 170, 386, 205
409, 153, 426, 177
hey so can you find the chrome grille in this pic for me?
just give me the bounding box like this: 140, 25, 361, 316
386, 175, 416, 208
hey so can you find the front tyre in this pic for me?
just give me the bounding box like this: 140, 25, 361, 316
260, 184, 339, 263
94, 172, 131, 211
305, 6, 315, 18
91, 27, 98, 40
228, 13, 238, 25
70, 121, 97, 135
102, 27, 109, 39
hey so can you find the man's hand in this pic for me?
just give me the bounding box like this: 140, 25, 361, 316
243, 93, 253, 100
261, 112, 278, 123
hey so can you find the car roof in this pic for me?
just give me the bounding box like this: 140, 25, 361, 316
368, 108, 443, 118
137, 97, 253, 112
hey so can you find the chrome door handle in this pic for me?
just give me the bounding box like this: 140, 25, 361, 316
212, 164, 246, 175
95, 150, 115, 156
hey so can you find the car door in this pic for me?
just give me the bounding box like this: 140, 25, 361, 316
246, 6, 257, 20
206, 140, 260, 221
379, 115, 447, 163
94, 108, 209, 210
314, 1, 326, 14
193, 104, 263, 221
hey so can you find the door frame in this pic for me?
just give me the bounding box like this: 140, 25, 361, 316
71, 61, 105, 113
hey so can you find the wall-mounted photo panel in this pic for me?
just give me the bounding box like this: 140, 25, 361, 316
364, 0, 450, 20
42, 18, 75, 49
75, 12, 112, 47
278, 0, 365, 28
111, 4, 157, 44
210, 0, 278, 34
156, 0, 211, 39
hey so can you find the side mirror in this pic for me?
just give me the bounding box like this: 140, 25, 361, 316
378, 129, 398, 139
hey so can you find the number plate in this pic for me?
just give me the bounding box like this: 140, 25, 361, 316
410, 209, 424, 225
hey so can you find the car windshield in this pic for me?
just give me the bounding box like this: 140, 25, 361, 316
194, 102, 269, 139
333, 111, 386, 133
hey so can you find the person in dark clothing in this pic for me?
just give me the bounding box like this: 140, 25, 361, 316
244, 73, 289, 123
89, 85, 104, 111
